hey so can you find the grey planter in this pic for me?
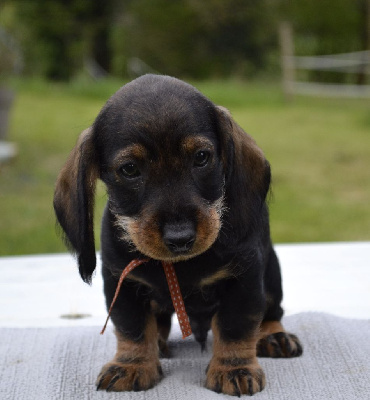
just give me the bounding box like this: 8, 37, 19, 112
0, 88, 15, 140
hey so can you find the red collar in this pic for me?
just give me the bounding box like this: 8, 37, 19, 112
100, 259, 192, 339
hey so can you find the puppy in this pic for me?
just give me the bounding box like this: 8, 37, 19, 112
54, 74, 302, 396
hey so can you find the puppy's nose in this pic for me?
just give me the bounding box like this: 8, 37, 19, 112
163, 223, 196, 254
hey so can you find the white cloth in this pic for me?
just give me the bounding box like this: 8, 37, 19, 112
1, 312, 369, 399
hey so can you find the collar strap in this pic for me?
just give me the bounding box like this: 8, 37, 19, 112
100, 259, 192, 339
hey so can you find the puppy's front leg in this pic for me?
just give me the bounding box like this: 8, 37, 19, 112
96, 280, 162, 392
206, 278, 265, 396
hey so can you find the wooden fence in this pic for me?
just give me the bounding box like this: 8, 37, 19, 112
279, 22, 370, 100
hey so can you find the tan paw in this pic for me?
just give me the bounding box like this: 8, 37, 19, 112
205, 357, 265, 396
96, 359, 163, 392
257, 331, 303, 358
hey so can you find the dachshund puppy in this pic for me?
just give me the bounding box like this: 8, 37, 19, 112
54, 74, 302, 396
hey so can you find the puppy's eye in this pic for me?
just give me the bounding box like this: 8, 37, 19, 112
194, 150, 210, 167
119, 162, 141, 179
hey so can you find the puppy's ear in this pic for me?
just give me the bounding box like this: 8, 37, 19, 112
216, 106, 271, 240
53, 127, 99, 284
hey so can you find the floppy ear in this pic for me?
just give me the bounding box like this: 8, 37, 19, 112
53, 127, 99, 284
216, 106, 271, 240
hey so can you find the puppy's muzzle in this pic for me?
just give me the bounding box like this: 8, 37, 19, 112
163, 222, 196, 255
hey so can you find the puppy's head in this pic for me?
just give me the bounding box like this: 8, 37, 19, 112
54, 75, 270, 283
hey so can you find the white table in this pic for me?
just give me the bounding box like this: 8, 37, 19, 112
0, 242, 369, 328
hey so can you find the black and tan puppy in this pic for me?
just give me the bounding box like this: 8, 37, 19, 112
54, 74, 302, 396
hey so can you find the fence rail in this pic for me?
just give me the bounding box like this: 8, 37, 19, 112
279, 22, 370, 99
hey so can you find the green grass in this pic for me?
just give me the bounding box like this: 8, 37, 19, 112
1, 78, 369, 256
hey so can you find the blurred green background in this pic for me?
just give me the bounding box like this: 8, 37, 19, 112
0, 0, 369, 255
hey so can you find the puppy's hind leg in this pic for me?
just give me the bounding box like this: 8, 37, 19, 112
156, 311, 172, 358
257, 246, 303, 358
257, 320, 303, 358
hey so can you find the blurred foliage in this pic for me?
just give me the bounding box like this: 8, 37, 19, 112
8, 0, 113, 80
282, 0, 369, 83
284, 0, 364, 54
0, 0, 368, 81
1, 78, 369, 255
116, 0, 276, 78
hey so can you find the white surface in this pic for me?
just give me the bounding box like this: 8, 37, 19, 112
0, 242, 369, 328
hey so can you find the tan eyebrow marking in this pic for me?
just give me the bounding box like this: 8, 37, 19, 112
182, 135, 214, 153
112, 144, 147, 169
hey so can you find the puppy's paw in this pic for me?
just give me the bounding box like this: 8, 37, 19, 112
205, 357, 265, 396
96, 360, 163, 392
257, 332, 303, 358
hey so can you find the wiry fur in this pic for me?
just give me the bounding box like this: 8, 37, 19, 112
54, 75, 302, 396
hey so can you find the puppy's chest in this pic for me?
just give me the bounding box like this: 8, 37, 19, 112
127, 260, 232, 309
